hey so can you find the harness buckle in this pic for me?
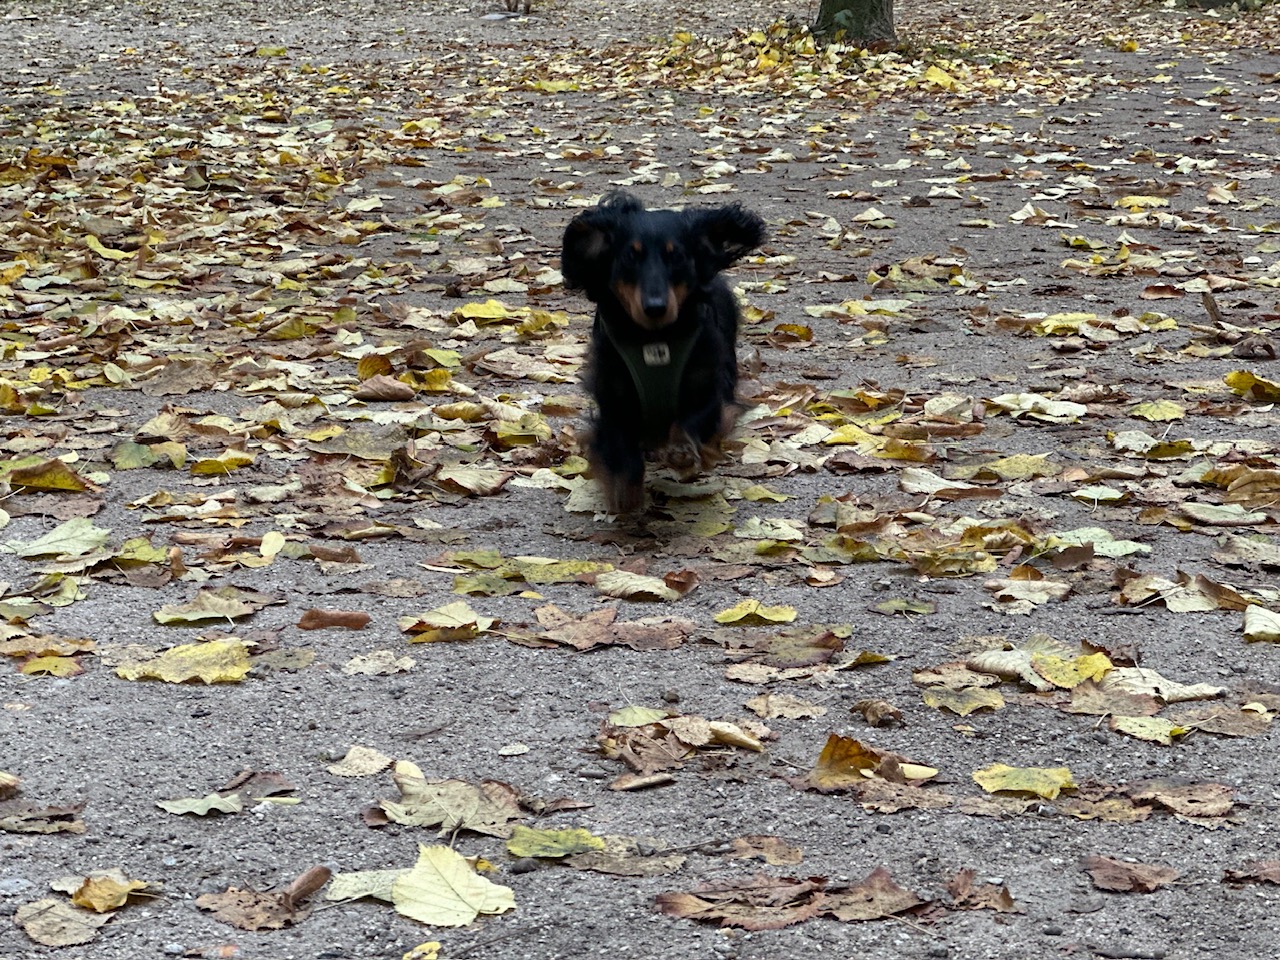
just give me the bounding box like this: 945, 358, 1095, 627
642, 342, 671, 367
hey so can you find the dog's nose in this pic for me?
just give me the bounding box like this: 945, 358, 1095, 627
643, 295, 669, 319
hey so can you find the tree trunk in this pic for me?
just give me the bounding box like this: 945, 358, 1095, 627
814, 0, 896, 43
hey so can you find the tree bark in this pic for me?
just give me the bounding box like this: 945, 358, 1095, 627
814, 0, 896, 43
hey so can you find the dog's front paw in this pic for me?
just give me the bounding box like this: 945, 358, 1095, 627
662, 427, 702, 475
601, 474, 644, 515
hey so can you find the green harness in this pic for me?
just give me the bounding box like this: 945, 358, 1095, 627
599, 315, 701, 448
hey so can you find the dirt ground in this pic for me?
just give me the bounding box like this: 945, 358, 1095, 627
3, 0, 1280, 958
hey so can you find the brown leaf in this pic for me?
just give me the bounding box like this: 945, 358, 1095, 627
853, 779, 955, 814
824, 866, 924, 921
196, 884, 311, 930
1167, 705, 1271, 737
0, 800, 87, 835
533, 604, 689, 652
565, 835, 686, 876
1125, 780, 1234, 819
1081, 855, 1179, 893
1222, 861, 1280, 885
1064, 679, 1161, 717
722, 627, 843, 668
296, 608, 371, 631
946, 867, 1021, 913
608, 772, 677, 792
14, 898, 110, 946
218, 770, 298, 801
354, 374, 416, 401
727, 835, 804, 866
850, 698, 904, 727
656, 875, 828, 930
280, 866, 333, 911
746, 693, 827, 720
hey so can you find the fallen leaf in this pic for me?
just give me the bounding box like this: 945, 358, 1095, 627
946, 868, 1020, 913
116, 639, 252, 684
506, 825, 606, 859
391, 844, 515, 927
1081, 855, 1179, 893
380, 763, 522, 838
824, 866, 924, 921
972, 763, 1075, 800
713, 599, 798, 626
727, 835, 804, 866
297, 608, 371, 630
328, 745, 394, 777
156, 793, 245, 816
14, 898, 110, 946
656, 874, 827, 930
69, 870, 151, 912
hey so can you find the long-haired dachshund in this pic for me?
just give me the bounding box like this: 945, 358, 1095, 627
561, 191, 766, 514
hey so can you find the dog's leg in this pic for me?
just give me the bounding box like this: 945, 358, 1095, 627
589, 428, 645, 514
664, 400, 742, 479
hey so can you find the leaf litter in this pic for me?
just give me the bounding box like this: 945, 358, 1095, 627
4, 0, 1280, 956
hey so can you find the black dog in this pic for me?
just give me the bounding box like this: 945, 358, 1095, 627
561, 191, 766, 514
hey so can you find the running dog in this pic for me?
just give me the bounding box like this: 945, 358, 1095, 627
561, 191, 765, 514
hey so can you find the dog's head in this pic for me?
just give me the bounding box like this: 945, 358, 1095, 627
561, 191, 766, 331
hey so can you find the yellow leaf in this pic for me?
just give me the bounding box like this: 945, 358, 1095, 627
399, 601, 496, 642
190, 449, 255, 475
506, 825, 605, 859
808, 734, 881, 789
823, 423, 883, 451
1130, 400, 1185, 422
259, 531, 286, 559
923, 65, 958, 90
20, 655, 83, 677
391, 844, 515, 927
1225, 370, 1280, 403
84, 235, 133, 261
921, 686, 1004, 716
115, 639, 252, 684
1031, 652, 1113, 689
740, 484, 788, 503
972, 763, 1075, 800
707, 720, 764, 752
609, 705, 670, 727
4, 458, 90, 492
72, 873, 148, 912
403, 944, 442, 960
1115, 195, 1168, 211
1109, 716, 1186, 745
452, 299, 515, 322
712, 598, 797, 625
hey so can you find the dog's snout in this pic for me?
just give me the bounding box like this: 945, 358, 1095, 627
642, 293, 669, 319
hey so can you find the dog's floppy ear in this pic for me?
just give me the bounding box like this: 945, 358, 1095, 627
686, 204, 766, 282
561, 192, 644, 300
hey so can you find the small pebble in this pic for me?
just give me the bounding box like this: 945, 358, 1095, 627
874, 823, 892, 835
926, 946, 949, 958
1043, 925, 1064, 936
163, 944, 185, 957
661, 689, 681, 703
510, 857, 541, 874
